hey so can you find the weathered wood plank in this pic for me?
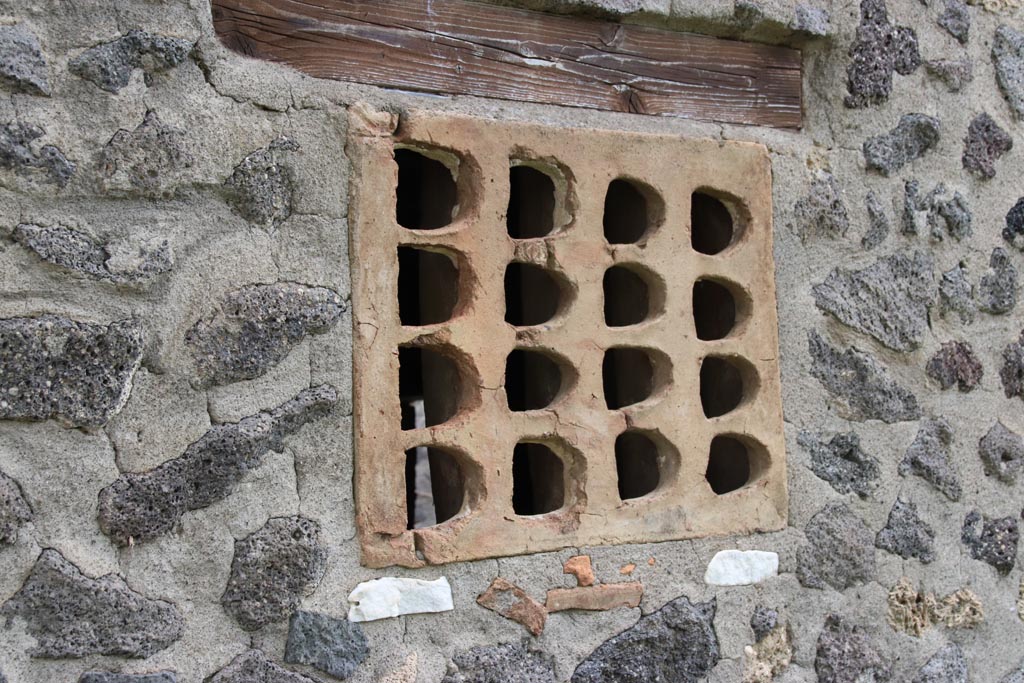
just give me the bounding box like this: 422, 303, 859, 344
212, 0, 802, 128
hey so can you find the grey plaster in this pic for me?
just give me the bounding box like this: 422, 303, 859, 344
790, 171, 849, 242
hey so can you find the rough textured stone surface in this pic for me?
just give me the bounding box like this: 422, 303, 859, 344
224, 137, 300, 230
899, 418, 962, 501
0, 121, 75, 187
477, 578, 547, 636
570, 595, 719, 683
901, 180, 928, 236
208, 650, 317, 683
0, 315, 143, 427
743, 623, 792, 683
99, 110, 193, 197
791, 171, 849, 241
70, 30, 192, 93
798, 431, 879, 497
185, 282, 345, 387
875, 498, 935, 563
750, 606, 778, 642
845, 0, 920, 108
1001, 330, 1024, 399
926, 341, 983, 391
924, 58, 973, 91
993, 25, 1024, 119
979, 421, 1024, 483
441, 643, 556, 683
284, 610, 369, 679
808, 331, 921, 423
0, 24, 49, 95
937, 0, 970, 44
791, 5, 830, 36
0, 549, 183, 658
0, 468, 32, 545
963, 113, 1012, 179
815, 614, 891, 683
862, 190, 889, 249
79, 674, 177, 683
979, 247, 1017, 314
962, 511, 1019, 574
863, 114, 941, 175
912, 644, 967, 683
812, 251, 933, 351
929, 190, 972, 241
1004, 197, 1024, 251
1004, 662, 1024, 683
887, 577, 985, 635
939, 263, 976, 323
703, 550, 778, 586
221, 516, 327, 631
797, 502, 876, 590
97, 385, 337, 544
13, 223, 172, 283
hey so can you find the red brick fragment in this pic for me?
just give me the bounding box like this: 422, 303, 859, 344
563, 555, 595, 587
477, 578, 547, 636
545, 583, 643, 613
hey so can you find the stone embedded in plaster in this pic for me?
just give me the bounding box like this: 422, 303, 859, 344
899, 418, 962, 501
1001, 330, 1024, 399
0, 549, 183, 658
99, 110, 193, 198
284, 610, 369, 679
79, 673, 177, 683
224, 137, 300, 230
926, 341, 983, 392
902, 179, 927, 236
441, 642, 556, 683
863, 114, 941, 176
0, 24, 49, 95
1006, 197, 1024, 251
791, 5, 830, 36
862, 191, 889, 249
97, 384, 337, 544
962, 510, 1019, 574
0, 121, 75, 187
963, 113, 1012, 179
69, 30, 192, 94
797, 502, 876, 591
743, 623, 792, 683
571, 595, 719, 683
808, 330, 921, 423
1005, 660, 1024, 683
939, 264, 976, 323
790, 171, 849, 242
937, 0, 970, 44
913, 644, 968, 683
812, 250, 933, 352
750, 605, 778, 642
0, 468, 32, 545
347, 577, 454, 622
979, 247, 1018, 314
814, 614, 891, 683
477, 578, 547, 636
887, 577, 984, 635
979, 421, 1024, 483
993, 25, 1024, 120
221, 516, 327, 631
924, 58, 973, 92
703, 550, 778, 586
13, 223, 172, 283
845, 0, 920, 108
0, 315, 143, 428
929, 190, 972, 241
563, 555, 595, 586
799, 431, 879, 498
875, 498, 935, 563
185, 282, 345, 388
545, 583, 643, 612
208, 650, 318, 683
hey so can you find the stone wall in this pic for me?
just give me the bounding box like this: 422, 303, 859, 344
0, 0, 1022, 681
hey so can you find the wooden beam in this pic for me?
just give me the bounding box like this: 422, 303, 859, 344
212, 0, 802, 129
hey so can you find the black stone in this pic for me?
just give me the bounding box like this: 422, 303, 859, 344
875, 498, 935, 563
442, 642, 557, 683
208, 650, 317, 683
938, 264, 975, 323
815, 614, 891, 683
808, 330, 921, 423
899, 418, 961, 501
925, 341, 983, 392
862, 191, 889, 249
979, 421, 1024, 484
1001, 330, 1024, 400
221, 516, 327, 631
791, 171, 849, 242
0, 468, 32, 545
224, 137, 300, 230
845, 0, 919, 108
798, 431, 879, 498
0, 549, 183, 658
97, 385, 337, 545
13, 223, 172, 283
963, 113, 1012, 179
993, 25, 1024, 120
913, 644, 967, 683
979, 247, 1017, 315
0, 121, 74, 187
70, 30, 192, 93
570, 595, 719, 683
797, 502, 876, 590
99, 110, 193, 198
0, 23, 49, 95
80, 673, 177, 683
937, 0, 969, 45
285, 610, 368, 679
962, 510, 1018, 575
1004, 197, 1024, 252
750, 605, 778, 642
864, 114, 940, 176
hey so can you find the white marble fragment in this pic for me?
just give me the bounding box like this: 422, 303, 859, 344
347, 576, 454, 622
704, 550, 779, 586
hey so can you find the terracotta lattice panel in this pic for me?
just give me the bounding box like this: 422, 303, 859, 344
349, 105, 787, 568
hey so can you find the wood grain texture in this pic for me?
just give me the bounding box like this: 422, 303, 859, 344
212, 0, 803, 128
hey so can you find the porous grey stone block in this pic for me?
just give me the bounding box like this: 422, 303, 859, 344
979, 421, 1024, 483
993, 25, 1024, 120
1004, 197, 1024, 251
924, 58, 973, 92
979, 247, 1017, 314
442, 642, 556, 683
570, 595, 719, 683
0, 121, 74, 187
208, 650, 317, 683
185, 282, 344, 387
814, 614, 891, 683
798, 431, 879, 498
750, 605, 778, 642
224, 137, 300, 230
937, 0, 969, 45
1003, 660, 1024, 683
0, 468, 32, 544
862, 191, 889, 249
791, 5, 830, 36
812, 251, 933, 352
912, 643, 967, 683
797, 502, 876, 590
13, 223, 172, 283
284, 610, 368, 679
925, 341, 983, 392
79, 673, 177, 683
845, 0, 919, 108
962, 113, 1012, 179
99, 110, 193, 198
929, 190, 971, 241
0, 549, 183, 658
221, 516, 327, 631
808, 330, 921, 423
0, 23, 49, 95
1002, 330, 1024, 400
70, 30, 192, 93
899, 417, 961, 501
939, 264, 975, 323
962, 510, 1018, 575
790, 171, 849, 242
0, 315, 143, 428
875, 498, 935, 563
863, 114, 940, 176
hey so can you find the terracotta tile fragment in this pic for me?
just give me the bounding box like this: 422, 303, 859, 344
647, 557, 657, 566
545, 583, 643, 613
477, 578, 547, 636
619, 563, 637, 576
563, 555, 595, 587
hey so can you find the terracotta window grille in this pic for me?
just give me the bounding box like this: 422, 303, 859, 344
349, 106, 787, 568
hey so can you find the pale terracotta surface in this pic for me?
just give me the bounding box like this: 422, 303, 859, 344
349, 105, 787, 568
563, 555, 595, 587
477, 577, 548, 636
545, 583, 644, 612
